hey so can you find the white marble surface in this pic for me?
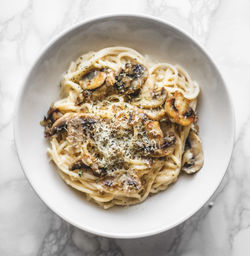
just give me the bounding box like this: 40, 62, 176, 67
1, 0, 250, 255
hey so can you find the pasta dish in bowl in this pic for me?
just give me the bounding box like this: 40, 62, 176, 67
15, 15, 234, 238
41, 47, 203, 209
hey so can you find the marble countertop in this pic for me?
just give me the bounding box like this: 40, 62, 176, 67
1, 0, 250, 255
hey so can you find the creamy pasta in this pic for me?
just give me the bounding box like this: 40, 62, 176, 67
41, 47, 204, 209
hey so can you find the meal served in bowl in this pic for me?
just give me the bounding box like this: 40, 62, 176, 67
41, 46, 203, 209
15, 15, 234, 238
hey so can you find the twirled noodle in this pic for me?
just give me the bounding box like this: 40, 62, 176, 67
41, 47, 203, 209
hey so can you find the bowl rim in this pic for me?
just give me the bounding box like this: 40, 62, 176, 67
14, 13, 235, 239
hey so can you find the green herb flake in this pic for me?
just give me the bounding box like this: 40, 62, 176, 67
78, 170, 83, 177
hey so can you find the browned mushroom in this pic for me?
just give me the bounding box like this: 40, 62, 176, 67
50, 113, 72, 135
145, 120, 164, 142
165, 91, 197, 126
46, 107, 63, 123
79, 70, 107, 90
141, 108, 166, 120
152, 133, 176, 157
78, 69, 116, 103
144, 120, 176, 157
50, 113, 97, 137
41, 107, 64, 136
132, 76, 167, 109
114, 63, 148, 95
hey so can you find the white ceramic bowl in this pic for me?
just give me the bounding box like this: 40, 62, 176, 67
14, 14, 235, 238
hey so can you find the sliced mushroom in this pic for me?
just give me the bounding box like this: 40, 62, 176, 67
46, 107, 63, 123
181, 130, 204, 174
141, 108, 166, 120
152, 132, 176, 157
132, 75, 167, 109
50, 113, 97, 136
78, 69, 116, 103
50, 113, 79, 136
155, 121, 177, 157
165, 91, 197, 126
50, 113, 71, 135
41, 107, 63, 136
145, 120, 164, 142
144, 120, 176, 157
66, 115, 97, 145
79, 70, 107, 90
114, 63, 148, 95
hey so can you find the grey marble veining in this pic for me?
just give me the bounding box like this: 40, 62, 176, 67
1, 0, 250, 255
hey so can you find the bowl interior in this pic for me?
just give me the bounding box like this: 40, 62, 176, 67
15, 15, 234, 238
